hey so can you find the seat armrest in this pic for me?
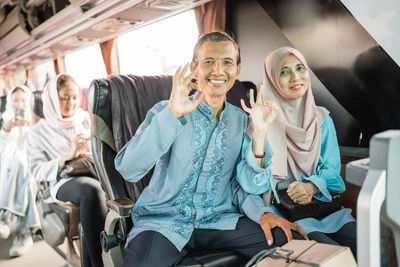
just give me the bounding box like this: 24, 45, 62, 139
102, 198, 134, 252
106, 198, 134, 217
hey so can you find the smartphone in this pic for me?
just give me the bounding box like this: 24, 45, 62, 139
14, 108, 25, 120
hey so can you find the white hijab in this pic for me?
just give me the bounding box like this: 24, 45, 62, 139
42, 74, 87, 129
1, 85, 32, 150
2, 85, 32, 122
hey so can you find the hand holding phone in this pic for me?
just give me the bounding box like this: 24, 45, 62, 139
14, 108, 25, 120
2, 109, 29, 132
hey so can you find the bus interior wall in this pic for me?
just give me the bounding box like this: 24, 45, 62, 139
228, 0, 400, 149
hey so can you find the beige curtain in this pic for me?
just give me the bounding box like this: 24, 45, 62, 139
100, 38, 120, 75
26, 66, 33, 80
7, 72, 14, 88
53, 54, 65, 74
194, 0, 226, 35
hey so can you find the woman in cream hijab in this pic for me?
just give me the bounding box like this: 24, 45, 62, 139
0, 85, 41, 257
238, 47, 357, 258
28, 74, 106, 266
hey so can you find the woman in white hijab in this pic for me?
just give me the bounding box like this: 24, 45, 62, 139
28, 74, 106, 266
0, 85, 41, 257
238, 47, 357, 259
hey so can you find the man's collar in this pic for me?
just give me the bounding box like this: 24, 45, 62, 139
198, 99, 214, 120
190, 92, 229, 121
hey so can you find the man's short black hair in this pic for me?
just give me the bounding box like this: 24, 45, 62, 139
192, 31, 241, 66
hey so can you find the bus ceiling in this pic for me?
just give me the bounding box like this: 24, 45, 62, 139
2, 0, 400, 75
0, 0, 212, 73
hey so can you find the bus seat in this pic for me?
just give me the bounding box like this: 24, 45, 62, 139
35, 189, 84, 266
0, 95, 6, 128
88, 74, 251, 267
31, 90, 44, 124
31, 89, 84, 267
0, 95, 6, 113
226, 79, 252, 109
347, 131, 400, 267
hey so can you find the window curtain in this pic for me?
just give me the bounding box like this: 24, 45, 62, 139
194, 0, 226, 35
53, 54, 66, 74
26, 67, 33, 81
25, 66, 36, 91
100, 37, 120, 75
7, 72, 14, 89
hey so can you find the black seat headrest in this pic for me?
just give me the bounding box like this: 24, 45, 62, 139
31, 91, 44, 119
89, 75, 172, 201
0, 95, 6, 114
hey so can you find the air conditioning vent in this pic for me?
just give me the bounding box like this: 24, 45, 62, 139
36, 48, 53, 57
20, 57, 33, 64
145, 0, 195, 10
92, 18, 142, 33
59, 35, 98, 47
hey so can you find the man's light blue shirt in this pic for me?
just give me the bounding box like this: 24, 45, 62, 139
115, 99, 274, 251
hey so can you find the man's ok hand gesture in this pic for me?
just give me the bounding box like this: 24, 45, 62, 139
168, 64, 204, 118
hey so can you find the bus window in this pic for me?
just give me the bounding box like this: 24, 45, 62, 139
13, 70, 27, 87
32, 60, 56, 91
118, 10, 198, 76
64, 44, 107, 88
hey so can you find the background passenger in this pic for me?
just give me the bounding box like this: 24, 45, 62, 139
238, 47, 357, 258
27, 74, 106, 267
0, 86, 40, 257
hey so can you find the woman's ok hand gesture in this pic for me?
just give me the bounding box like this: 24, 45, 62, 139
168, 64, 204, 118
241, 88, 279, 139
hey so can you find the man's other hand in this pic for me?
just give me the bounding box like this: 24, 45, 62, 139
259, 212, 308, 246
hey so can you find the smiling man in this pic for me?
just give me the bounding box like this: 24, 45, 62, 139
115, 31, 305, 267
